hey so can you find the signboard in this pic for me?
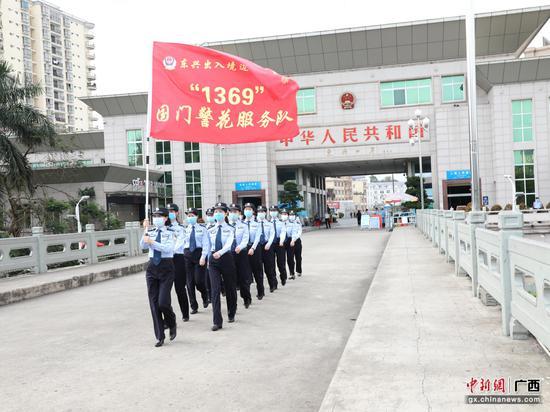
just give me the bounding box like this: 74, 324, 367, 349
279, 120, 429, 149
446, 169, 472, 180
150, 42, 299, 144
482, 196, 489, 206
360, 214, 370, 229
327, 201, 340, 209
369, 216, 382, 229
235, 181, 261, 191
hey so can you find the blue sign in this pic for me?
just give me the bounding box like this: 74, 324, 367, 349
235, 181, 261, 191
482, 196, 489, 206
446, 169, 472, 180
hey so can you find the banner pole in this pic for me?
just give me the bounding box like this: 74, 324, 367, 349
145, 43, 154, 222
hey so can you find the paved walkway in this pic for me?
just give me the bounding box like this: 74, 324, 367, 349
0, 227, 389, 411
320, 226, 550, 412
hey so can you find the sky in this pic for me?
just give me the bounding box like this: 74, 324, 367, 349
49, 0, 550, 95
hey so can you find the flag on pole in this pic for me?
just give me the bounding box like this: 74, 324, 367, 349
150, 42, 299, 144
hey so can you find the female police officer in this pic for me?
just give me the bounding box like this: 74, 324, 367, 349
167, 203, 189, 322
228, 204, 252, 309
256, 206, 277, 293
141, 207, 177, 347
283, 210, 303, 279
243, 203, 264, 300
206, 202, 238, 331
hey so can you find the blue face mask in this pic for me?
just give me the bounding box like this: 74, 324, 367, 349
270, 211, 278, 218
228, 213, 238, 222
257, 212, 266, 220
244, 210, 253, 218
168, 212, 176, 220
214, 212, 225, 222
152, 217, 165, 228
206, 215, 215, 224
187, 216, 197, 225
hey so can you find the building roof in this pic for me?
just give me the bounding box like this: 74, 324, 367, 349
79, 93, 147, 118
204, 6, 550, 74
27, 130, 105, 153
476, 56, 550, 91
32, 164, 163, 185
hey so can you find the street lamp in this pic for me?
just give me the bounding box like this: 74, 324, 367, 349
408, 109, 430, 210
75, 195, 90, 233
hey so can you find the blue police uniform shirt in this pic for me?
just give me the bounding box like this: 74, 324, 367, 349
140, 226, 175, 259
243, 217, 261, 250
285, 219, 303, 241
256, 217, 276, 248
207, 221, 234, 256
182, 223, 209, 259
270, 218, 287, 244
170, 221, 187, 254
229, 220, 249, 251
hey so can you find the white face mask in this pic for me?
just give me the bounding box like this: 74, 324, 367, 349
257, 212, 266, 220
289, 216, 296, 222
152, 217, 165, 228
281, 214, 288, 221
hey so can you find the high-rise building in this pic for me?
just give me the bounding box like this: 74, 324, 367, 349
0, 0, 96, 132
326, 177, 353, 201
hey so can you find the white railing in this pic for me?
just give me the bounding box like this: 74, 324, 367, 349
416, 209, 550, 348
0, 222, 144, 276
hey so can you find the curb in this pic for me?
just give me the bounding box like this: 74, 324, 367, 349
0, 261, 148, 307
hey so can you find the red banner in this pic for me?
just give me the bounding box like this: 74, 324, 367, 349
150, 42, 299, 144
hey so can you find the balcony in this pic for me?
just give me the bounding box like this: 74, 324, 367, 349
86, 41, 95, 49
87, 52, 95, 60
87, 82, 97, 91
87, 72, 96, 80
87, 63, 96, 70
85, 32, 94, 40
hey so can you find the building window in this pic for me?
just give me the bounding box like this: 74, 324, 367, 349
512, 99, 533, 142
514, 150, 535, 206
158, 171, 173, 207
296, 88, 316, 114
380, 78, 432, 107
127, 129, 143, 167
185, 170, 202, 214
155, 140, 171, 165
441, 75, 465, 102
184, 142, 200, 163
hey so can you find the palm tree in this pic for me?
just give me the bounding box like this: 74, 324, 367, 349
0, 60, 57, 235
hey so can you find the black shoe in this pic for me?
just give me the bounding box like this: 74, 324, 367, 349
290, 274, 295, 280
244, 300, 251, 309
155, 339, 164, 347
183, 317, 189, 322
169, 326, 177, 341
163, 322, 169, 330
211, 324, 222, 331
257, 294, 264, 300
270, 286, 277, 293
297, 273, 302, 277
281, 278, 287, 286
228, 316, 235, 323
191, 308, 198, 314
221, 291, 226, 297
203, 300, 209, 309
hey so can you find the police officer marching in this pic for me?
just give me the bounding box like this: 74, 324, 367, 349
204, 207, 215, 301
256, 205, 277, 293
207, 202, 238, 331
167, 203, 190, 322
282, 209, 303, 279
183, 207, 210, 315
242, 202, 264, 300
140, 207, 177, 347
228, 204, 253, 309
269, 206, 288, 286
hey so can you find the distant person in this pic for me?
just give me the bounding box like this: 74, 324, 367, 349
533, 197, 543, 209
325, 212, 331, 229
356, 210, 362, 226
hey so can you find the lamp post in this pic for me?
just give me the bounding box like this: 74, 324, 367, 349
408, 109, 430, 210
75, 195, 90, 233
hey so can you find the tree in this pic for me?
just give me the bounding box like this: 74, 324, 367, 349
0, 60, 57, 236
402, 176, 432, 210
280, 180, 304, 212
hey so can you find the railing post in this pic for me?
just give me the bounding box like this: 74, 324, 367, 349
453, 211, 466, 276
86, 224, 97, 264
32, 226, 46, 273
443, 211, 453, 260
467, 211, 486, 297
498, 211, 523, 336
